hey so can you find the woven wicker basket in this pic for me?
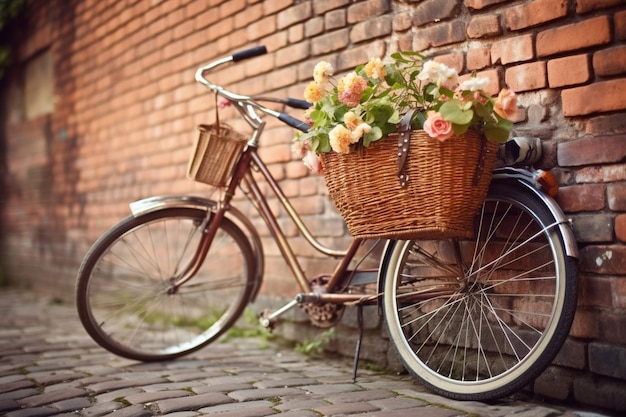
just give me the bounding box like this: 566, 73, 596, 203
186, 123, 248, 187
321, 130, 499, 240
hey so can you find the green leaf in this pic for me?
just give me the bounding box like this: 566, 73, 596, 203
440, 99, 474, 125
483, 120, 513, 143
363, 126, 383, 146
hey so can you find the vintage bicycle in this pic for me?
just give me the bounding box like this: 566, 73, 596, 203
76, 46, 579, 401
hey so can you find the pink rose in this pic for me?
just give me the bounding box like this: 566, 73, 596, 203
302, 150, 323, 174
494, 89, 517, 120
423, 111, 454, 142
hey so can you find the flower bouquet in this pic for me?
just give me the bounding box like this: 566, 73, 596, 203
294, 52, 517, 239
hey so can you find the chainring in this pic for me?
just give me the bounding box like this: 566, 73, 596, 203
300, 276, 345, 328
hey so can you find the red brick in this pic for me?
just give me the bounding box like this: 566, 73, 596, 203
562, 79, 626, 117
414, 21, 466, 50
537, 16, 612, 57
593, 46, 626, 77
580, 245, 626, 275
313, 0, 351, 15
277, 2, 312, 29
558, 135, 626, 167
347, 0, 390, 24
491, 34, 534, 65
580, 276, 614, 308
434, 53, 464, 74
392, 11, 411, 32
547, 54, 591, 88
505, 62, 546, 92
325, 9, 346, 31
586, 113, 626, 136
247, 15, 277, 41
557, 184, 607, 213
574, 164, 626, 184
263, 0, 292, 15
616, 214, 626, 243
464, 0, 507, 10
350, 15, 392, 44
413, 0, 458, 28
608, 182, 626, 211
576, 0, 625, 13
311, 28, 350, 55
467, 46, 490, 70
505, 0, 568, 31
617, 10, 626, 41
467, 14, 501, 39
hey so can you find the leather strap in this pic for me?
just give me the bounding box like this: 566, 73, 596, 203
397, 109, 416, 188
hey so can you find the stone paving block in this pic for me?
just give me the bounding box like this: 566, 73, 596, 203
155, 392, 234, 414
192, 383, 254, 394
199, 399, 277, 415
274, 397, 331, 412
369, 396, 429, 410
0, 388, 40, 401
87, 377, 167, 394
123, 389, 192, 405
228, 387, 304, 402
99, 404, 153, 417
0, 379, 36, 393
5, 405, 59, 417
253, 377, 317, 389
325, 388, 396, 404
313, 400, 381, 415
0, 398, 21, 412
78, 400, 126, 416
16, 387, 88, 408
49, 397, 92, 413
94, 387, 144, 403
299, 382, 363, 395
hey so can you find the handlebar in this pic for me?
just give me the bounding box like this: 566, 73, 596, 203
232, 45, 267, 62
194, 46, 310, 134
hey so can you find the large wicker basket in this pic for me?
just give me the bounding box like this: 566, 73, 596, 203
321, 130, 499, 240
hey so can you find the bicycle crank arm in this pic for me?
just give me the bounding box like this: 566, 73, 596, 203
295, 292, 379, 305
259, 299, 298, 329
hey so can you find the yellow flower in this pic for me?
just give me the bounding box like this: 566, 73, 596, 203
364, 57, 386, 80
343, 111, 362, 130
350, 123, 372, 143
304, 81, 325, 103
329, 125, 353, 153
313, 61, 334, 85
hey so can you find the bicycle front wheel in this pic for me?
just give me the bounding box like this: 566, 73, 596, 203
76, 208, 256, 361
382, 182, 578, 401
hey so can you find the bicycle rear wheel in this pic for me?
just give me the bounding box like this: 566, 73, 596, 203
76, 207, 256, 361
382, 182, 578, 401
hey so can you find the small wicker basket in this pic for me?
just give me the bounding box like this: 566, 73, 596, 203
186, 122, 248, 187
321, 130, 499, 240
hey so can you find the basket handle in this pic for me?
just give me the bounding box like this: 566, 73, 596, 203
397, 109, 416, 188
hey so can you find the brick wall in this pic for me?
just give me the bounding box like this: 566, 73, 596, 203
1, 0, 625, 411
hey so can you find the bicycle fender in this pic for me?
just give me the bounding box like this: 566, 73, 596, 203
491, 171, 579, 259
129, 195, 265, 301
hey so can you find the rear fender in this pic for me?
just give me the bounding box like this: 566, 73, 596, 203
129, 195, 265, 301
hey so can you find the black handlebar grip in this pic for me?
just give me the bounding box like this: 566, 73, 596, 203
232, 46, 267, 62
285, 98, 312, 110
279, 113, 310, 133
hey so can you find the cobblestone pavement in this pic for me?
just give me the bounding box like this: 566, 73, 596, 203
0, 289, 615, 417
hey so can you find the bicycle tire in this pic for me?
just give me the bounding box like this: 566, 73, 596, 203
76, 207, 256, 361
382, 182, 578, 401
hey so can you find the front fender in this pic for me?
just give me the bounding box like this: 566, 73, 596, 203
129, 195, 265, 302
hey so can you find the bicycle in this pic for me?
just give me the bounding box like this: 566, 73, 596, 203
75, 46, 579, 401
